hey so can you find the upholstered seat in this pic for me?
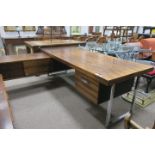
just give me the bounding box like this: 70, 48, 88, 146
147, 70, 155, 76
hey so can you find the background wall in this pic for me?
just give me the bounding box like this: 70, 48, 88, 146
0, 26, 38, 37
0, 26, 145, 37
0, 26, 146, 48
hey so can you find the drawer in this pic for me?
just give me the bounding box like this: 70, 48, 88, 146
75, 70, 99, 90
75, 70, 99, 104
23, 59, 51, 68
24, 66, 49, 76
23, 59, 52, 76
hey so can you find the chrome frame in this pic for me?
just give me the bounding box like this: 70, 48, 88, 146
105, 76, 139, 128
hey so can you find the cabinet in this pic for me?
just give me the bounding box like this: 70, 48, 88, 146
75, 69, 134, 104
0, 53, 71, 80
23, 59, 52, 76
42, 26, 67, 39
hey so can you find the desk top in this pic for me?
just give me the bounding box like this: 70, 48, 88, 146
0, 75, 13, 128
43, 47, 153, 86
25, 39, 86, 47
0, 53, 50, 64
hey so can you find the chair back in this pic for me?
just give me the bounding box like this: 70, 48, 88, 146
96, 36, 107, 44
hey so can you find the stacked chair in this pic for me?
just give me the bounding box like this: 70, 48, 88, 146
85, 36, 107, 52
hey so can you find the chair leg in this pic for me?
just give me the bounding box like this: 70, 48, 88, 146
15, 46, 19, 55
145, 78, 152, 93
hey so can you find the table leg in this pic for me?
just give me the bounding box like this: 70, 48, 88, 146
30, 47, 34, 54
105, 77, 139, 128
105, 84, 115, 127
26, 46, 30, 54
130, 76, 139, 114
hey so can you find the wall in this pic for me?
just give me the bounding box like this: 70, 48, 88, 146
0, 26, 87, 37
81, 26, 88, 35
0, 26, 38, 37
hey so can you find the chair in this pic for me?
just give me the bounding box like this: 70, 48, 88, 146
134, 58, 155, 93
129, 33, 139, 42
96, 36, 107, 44
116, 45, 135, 60
15, 45, 27, 55
95, 36, 107, 52
85, 41, 97, 51
86, 36, 98, 42
85, 36, 107, 52
106, 43, 133, 59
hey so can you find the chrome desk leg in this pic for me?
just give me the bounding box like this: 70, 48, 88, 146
105, 77, 139, 128
130, 76, 139, 114
105, 84, 115, 127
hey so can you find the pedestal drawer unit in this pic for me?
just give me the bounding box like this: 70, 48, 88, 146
75, 69, 134, 104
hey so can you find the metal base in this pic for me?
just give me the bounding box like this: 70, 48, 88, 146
48, 70, 68, 77
105, 112, 130, 128
105, 76, 139, 128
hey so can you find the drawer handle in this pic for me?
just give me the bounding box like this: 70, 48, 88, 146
80, 77, 89, 85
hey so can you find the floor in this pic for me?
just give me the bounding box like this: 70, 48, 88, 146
5, 72, 155, 129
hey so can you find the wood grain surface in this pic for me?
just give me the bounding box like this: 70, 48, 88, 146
43, 46, 154, 86
0, 75, 13, 128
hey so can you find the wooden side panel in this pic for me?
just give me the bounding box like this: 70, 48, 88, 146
0, 75, 13, 129
23, 59, 52, 76
0, 62, 25, 80
75, 70, 99, 104
75, 70, 134, 104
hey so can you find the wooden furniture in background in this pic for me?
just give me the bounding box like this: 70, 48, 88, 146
0, 53, 70, 80
128, 33, 139, 42
0, 75, 13, 129
4, 26, 17, 32
2, 35, 42, 55
103, 26, 135, 42
88, 26, 94, 34
42, 26, 67, 39
22, 26, 36, 31
43, 46, 153, 127
25, 39, 86, 53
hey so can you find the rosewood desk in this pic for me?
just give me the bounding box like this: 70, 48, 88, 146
42, 46, 153, 127
25, 39, 86, 53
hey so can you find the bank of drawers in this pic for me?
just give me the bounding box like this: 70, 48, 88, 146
75, 70, 99, 104
23, 59, 52, 76
75, 69, 134, 104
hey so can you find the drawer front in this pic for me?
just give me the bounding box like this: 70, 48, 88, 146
75, 70, 99, 104
24, 66, 49, 76
23, 59, 51, 68
23, 59, 51, 76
